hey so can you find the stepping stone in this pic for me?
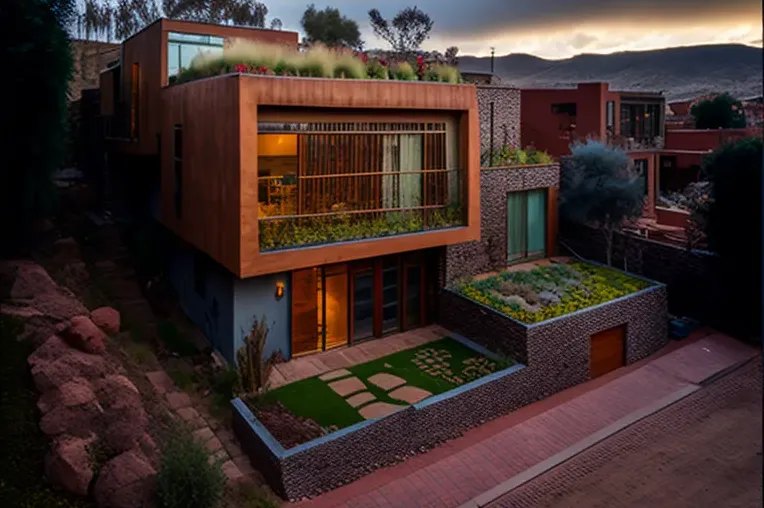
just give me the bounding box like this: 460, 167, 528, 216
358, 402, 405, 420
146, 371, 174, 395
222, 461, 244, 482
319, 369, 352, 381
346, 391, 376, 408
176, 407, 206, 429
166, 392, 192, 410
367, 373, 407, 391
328, 376, 366, 397
389, 386, 432, 404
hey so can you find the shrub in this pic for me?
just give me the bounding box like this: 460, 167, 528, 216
391, 61, 417, 80
156, 430, 226, 508
366, 58, 389, 79
237, 316, 275, 394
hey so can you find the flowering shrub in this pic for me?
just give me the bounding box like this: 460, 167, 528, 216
481, 146, 554, 167
453, 262, 652, 324
174, 39, 461, 85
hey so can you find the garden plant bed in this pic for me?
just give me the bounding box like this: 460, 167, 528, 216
453, 260, 655, 324
245, 337, 512, 448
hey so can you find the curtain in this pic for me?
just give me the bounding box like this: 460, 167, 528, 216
382, 135, 398, 209
526, 189, 547, 257
507, 192, 526, 262
445, 118, 460, 208
399, 134, 423, 208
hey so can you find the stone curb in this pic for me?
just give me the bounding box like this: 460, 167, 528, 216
459, 384, 701, 508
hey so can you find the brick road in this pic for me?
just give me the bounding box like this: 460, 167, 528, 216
291, 332, 757, 508
488, 357, 763, 508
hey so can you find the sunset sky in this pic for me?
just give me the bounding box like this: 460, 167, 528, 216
267, 0, 763, 59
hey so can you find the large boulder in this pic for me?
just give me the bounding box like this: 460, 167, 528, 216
62, 315, 108, 354
39, 396, 103, 437
32, 351, 111, 393
94, 376, 148, 453
38, 377, 96, 414
44, 434, 96, 496
28, 335, 75, 368
93, 450, 156, 508
2, 260, 88, 321
90, 307, 120, 335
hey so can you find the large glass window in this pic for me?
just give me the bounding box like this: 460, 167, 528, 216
168, 32, 225, 77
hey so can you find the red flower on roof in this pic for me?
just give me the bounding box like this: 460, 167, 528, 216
234, 64, 247, 73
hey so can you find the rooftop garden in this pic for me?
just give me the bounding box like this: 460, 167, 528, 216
481, 146, 554, 167
172, 39, 462, 85
452, 261, 653, 324
246, 337, 512, 448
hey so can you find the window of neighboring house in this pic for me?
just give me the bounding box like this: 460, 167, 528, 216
168, 32, 225, 78
173, 125, 183, 219
130, 63, 139, 139
606, 101, 615, 129
551, 102, 577, 116
193, 253, 207, 298
634, 159, 649, 195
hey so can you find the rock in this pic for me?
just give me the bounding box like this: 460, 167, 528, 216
95, 376, 149, 453
28, 335, 75, 368
62, 316, 108, 354
38, 377, 97, 414
136, 433, 160, 466
3, 260, 88, 323
90, 307, 120, 335
538, 290, 561, 306
39, 396, 104, 437
44, 434, 96, 496
93, 450, 156, 508
32, 351, 111, 393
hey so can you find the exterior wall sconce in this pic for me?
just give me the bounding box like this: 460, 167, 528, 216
275, 281, 285, 300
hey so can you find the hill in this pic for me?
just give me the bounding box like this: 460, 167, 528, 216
459, 44, 763, 102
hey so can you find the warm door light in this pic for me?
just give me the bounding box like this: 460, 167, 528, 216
275, 281, 285, 300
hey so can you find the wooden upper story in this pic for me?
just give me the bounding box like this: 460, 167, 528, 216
160, 74, 480, 278
99, 19, 299, 155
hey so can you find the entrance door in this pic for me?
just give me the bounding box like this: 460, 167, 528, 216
507, 189, 547, 263
291, 265, 349, 357
589, 325, 626, 378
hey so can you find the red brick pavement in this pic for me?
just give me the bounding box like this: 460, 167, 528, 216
291, 331, 757, 508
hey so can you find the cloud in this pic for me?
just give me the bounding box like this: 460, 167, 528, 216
266, 0, 762, 58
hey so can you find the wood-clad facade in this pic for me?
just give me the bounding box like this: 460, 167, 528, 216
161, 74, 481, 278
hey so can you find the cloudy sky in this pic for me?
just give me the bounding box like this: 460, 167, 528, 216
266, 0, 763, 59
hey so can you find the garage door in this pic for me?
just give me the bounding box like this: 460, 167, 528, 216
589, 325, 626, 378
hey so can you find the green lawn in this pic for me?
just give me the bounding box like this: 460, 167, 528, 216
257, 338, 512, 432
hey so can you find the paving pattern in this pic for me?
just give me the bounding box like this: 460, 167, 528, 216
291, 333, 758, 508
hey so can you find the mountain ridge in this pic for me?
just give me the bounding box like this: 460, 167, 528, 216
459, 44, 763, 102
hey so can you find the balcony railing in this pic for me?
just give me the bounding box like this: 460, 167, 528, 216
607, 134, 665, 151
257, 169, 464, 251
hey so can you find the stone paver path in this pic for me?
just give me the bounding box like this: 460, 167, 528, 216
347, 392, 376, 408
269, 325, 448, 388
291, 330, 758, 508
319, 369, 352, 381
368, 373, 407, 391
328, 377, 367, 397
359, 402, 406, 420
389, 386, 432, 404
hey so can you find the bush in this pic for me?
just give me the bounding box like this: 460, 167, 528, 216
691, 93, 746, 129
156, 431, 226, 508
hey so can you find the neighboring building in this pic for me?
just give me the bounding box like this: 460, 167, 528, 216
69, 39, 121, 102
99, 19, 563, 364
461, 71, 503, 86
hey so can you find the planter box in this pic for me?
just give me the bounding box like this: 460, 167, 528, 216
233, 275, 667, 500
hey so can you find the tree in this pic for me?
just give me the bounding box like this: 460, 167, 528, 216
368, 6, 433, 54
691, 93, 746, 129
560, 140, 645, 266
75, 0, 281, 41
1, 0, 74, 252
701, 137, 762, 338
301, 4, 362, 50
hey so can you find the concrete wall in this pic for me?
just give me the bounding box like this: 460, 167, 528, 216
233, 272, 292, 362
167, 240, 235, 358
665, 128, 763, 151
445, 164, 560, 285
477, 85, 521, 158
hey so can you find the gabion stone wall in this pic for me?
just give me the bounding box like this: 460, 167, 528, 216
234, 282, 667, 501
478, 85, 521, 157
445, 164, 560, 285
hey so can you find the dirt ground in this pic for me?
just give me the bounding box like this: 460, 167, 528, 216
489, 358, 763, 508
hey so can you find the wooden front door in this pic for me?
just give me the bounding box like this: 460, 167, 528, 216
589, 325, 626, 378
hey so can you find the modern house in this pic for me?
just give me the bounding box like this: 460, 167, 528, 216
98, 19, 508, 364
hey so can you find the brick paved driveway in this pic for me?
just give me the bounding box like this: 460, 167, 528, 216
488, 358, 763, 508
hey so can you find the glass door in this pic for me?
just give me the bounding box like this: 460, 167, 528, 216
352, 268, 374, 342
507, 191, 527, 262
526, 189, 547, 259
381, 258, 400, 335
404, 264, 423, 330
507, 190, 547, 263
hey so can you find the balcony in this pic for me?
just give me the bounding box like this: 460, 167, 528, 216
256, 123, 465, 251
607, 134, 665, 152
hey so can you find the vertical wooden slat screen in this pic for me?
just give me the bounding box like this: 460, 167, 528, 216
291, 268, 319, 356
